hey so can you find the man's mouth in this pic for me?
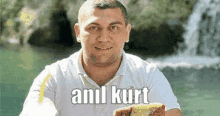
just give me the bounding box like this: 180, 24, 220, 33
95, 47, 113, 50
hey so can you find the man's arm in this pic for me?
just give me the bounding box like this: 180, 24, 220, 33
147, 68, 181, 112
20, 97, 58, 116
19, 70, 57, 116
165, 108, 182, 116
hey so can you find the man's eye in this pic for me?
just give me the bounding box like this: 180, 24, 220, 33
87, 26, 100, 33
89, 26, 98, 30
110, 25, 117, 30
110, 25, 120, 33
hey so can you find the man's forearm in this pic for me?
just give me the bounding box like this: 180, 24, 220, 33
20, 97, 57, 116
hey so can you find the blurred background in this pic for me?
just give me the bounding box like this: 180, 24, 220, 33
0, 0, 220, 115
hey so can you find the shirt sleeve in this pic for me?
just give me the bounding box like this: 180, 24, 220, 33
19, 69, 58, 116
147, 68, 181, 111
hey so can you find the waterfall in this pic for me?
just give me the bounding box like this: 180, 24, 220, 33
181, 0, 211, 56
146, 0, 220, 67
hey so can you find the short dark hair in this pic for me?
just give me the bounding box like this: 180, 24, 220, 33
93, 0, 128, 24
78, 0, 128, 25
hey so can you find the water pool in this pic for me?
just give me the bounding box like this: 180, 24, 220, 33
1, 43, 220, 116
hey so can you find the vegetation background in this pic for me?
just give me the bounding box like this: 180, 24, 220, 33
1, 0, 196, 56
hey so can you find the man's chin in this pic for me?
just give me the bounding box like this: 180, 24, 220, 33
90, 53, 122, 67
92, 60, 116, 67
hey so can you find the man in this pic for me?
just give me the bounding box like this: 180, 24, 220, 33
20, 0, 182, 115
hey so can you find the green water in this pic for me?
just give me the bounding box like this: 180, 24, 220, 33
0, 43, 79, 116
1, 43, 220, 116
162, 67, 220, 115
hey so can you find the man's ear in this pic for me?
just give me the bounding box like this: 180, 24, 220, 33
125, 23, 131, 43
74, 23, 81, 43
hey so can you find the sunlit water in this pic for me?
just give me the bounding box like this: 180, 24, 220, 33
1, 43, 220, 116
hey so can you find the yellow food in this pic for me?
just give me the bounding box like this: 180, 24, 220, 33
131, 103, 165, 116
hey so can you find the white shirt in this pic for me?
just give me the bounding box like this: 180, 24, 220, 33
20, 50, 180, 116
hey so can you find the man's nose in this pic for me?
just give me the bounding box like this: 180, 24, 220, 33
97, 29, 110, 42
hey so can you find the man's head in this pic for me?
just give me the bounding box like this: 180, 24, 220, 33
74, 0, 131, 67
78, 0, 128, 25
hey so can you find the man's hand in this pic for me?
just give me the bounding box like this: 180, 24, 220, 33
113, 103, 166, 116
165, 109, 182, 116
114, 106, 132, 116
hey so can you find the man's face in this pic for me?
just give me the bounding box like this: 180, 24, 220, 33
75, 8, 131, 66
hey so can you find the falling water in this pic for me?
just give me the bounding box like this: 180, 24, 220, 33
181, 0, 211, 56
147, 0, 220, 67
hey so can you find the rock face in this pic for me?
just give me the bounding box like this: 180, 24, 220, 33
25, 0, 76, 47
127, 23, 185, 56
14, 0, 82, 47
197, 0, 220, 56
28, 8, 74, 47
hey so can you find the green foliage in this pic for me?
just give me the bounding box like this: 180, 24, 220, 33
1, 0, 196, 30
125, 0, 196, 29
66, 0, 87, 24
121, 0, 196, 55
1, 0, 24, 37
1, 0, 196, 55
1, 0, 24, 21
24, 0, 45, 10
24, 0, 86, 28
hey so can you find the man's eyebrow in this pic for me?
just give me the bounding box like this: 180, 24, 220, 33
110, 21, 123, 25
88, 22, 100, 26
86, 21, 123, 27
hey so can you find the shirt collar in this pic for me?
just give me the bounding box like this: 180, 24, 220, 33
75, 50, 127, 76
114, 50, 127, 76
76, 49, 86, 75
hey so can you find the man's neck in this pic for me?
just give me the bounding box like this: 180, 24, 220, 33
81, 54, 122, 86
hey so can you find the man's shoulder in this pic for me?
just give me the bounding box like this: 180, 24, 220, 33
45, 51, 80, 76
50, 51, 79, 66
124, 52, 157, 69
